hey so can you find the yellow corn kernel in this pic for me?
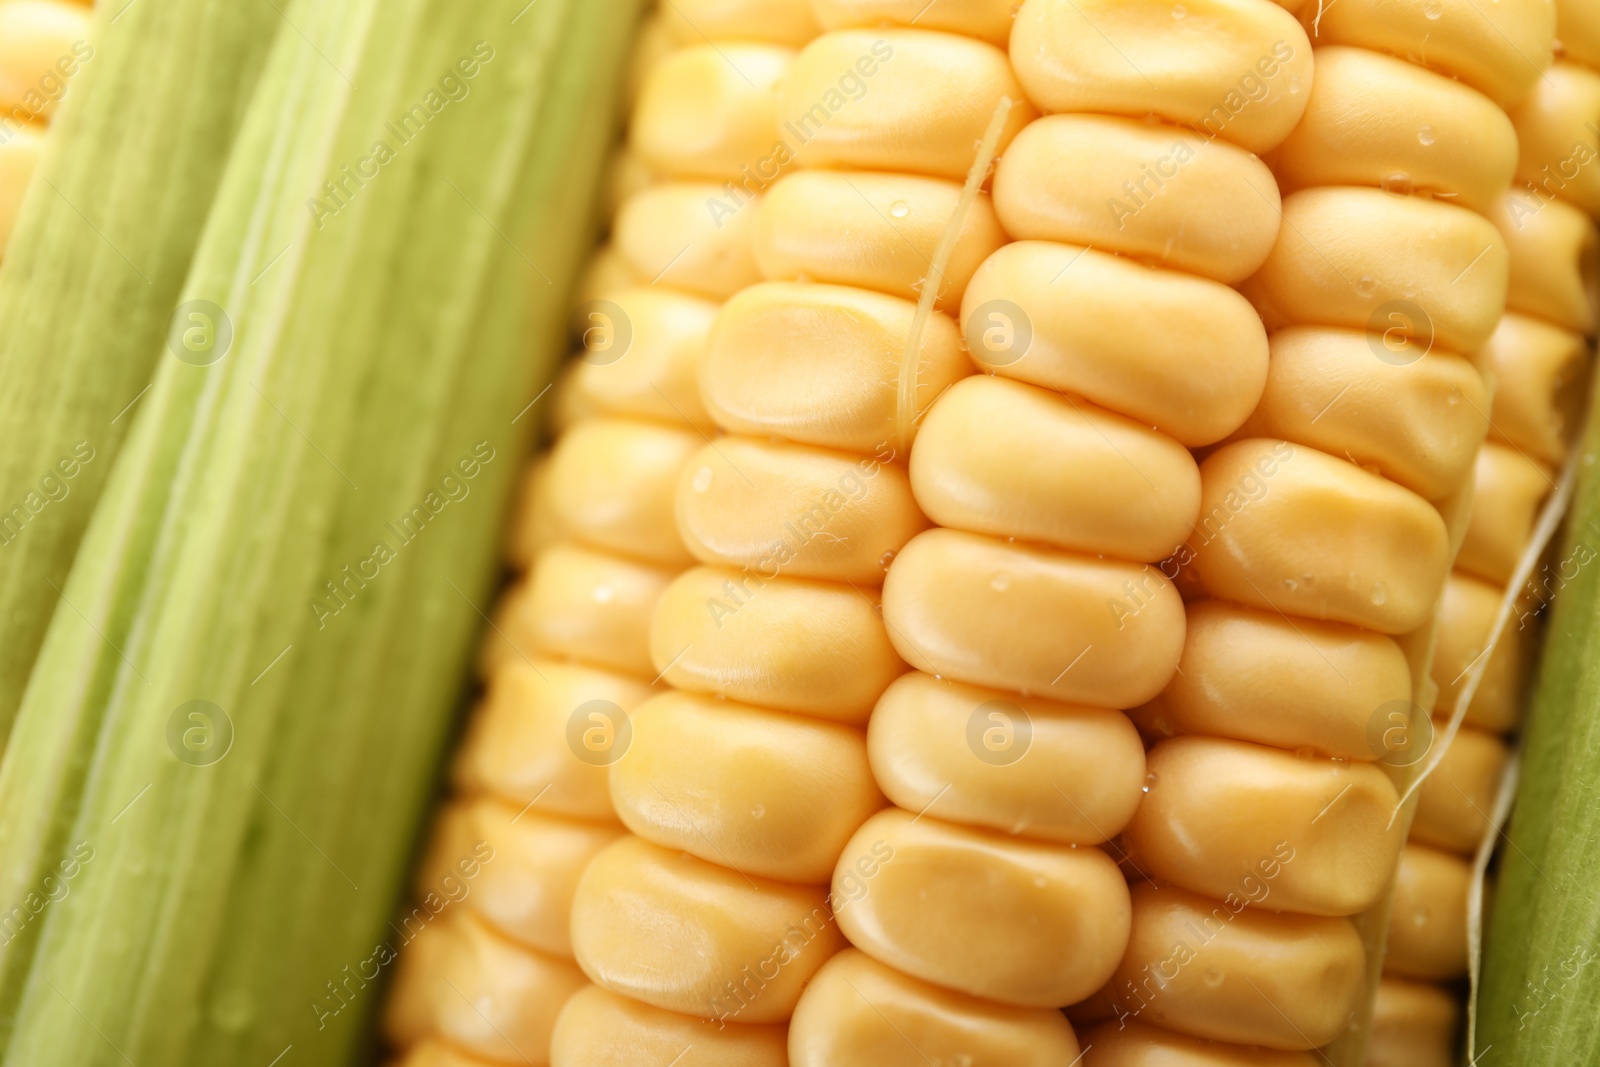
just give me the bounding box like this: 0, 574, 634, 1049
451, 659, 651, 821
1234, 326, 1490, 502
1079, 883, 1365, 1050
780, 29, 1033, 180
1366, 977, 1460, 1067
808, 0, 1015, 45
674, 437, 927, 584
0, 0, 90, 120
569, 836, 845, 1024
1455, 441, 1554, 585
392, 1039, 501, 1067
831, 808, 1131, 1007
1559, 0, 1600, 69
514, 543, 674, 678
385, 911, 586, 1065
558, 286, 720, 433
789, 948, 1083, 1066
868, 671, 1145, 844
1490, 190, 1599, 334
658, 0, 820, 47
1245, 187, 1510, 356
960, 240, 1270, 446
1432, 571, 1529, 733
882, 528, 1186, 708
609, 690, 885, 882
551, 984, 788, 1066
1080, 1019, 1326, 1065
622, 13, 674, 113
1410, 722, 1510, 852
1509, 60, 1600, 216
545, 416, 699, 568
993, 114, 1282, 284
1124, 736, 1405, 916
1186, 439, 1451, 634
1272, 46, 1517, 213
911, 375, 1201, 561
1010, 0, 1312, 153
1308, 0, 1554, 108
1384, 844, 1471, 981
753, 168, 1005, 309
417, 798, 623, 959
1154, 599, 1411, 759
701, 281, 969, 454
650, 565, 905, 723
574, 242, 644, 304
1484, 312, 1590, 464
632, 43, 794, 180
614, 182, 762, 299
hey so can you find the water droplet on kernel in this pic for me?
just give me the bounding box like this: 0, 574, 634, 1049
1418, 125, 1436, 146
991, 571, 1012, 592
1289, 74, 1302, 95
889, 200, 910, 219
691, 465, 714, 492
1283, 578, 1299, 592
879, 549, 897, 572
1372, 581, 1389, 606
1356, 275, 1378, 296
1203, 967, 1224, 988
751, 804, 765, 819
1381, 171, 1413, 195
1424, 0, 1443, 17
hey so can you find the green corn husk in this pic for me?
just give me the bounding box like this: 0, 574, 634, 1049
1477, 376, 1600, 1064
0, 0, 635, 1062
0, 0, 278, 742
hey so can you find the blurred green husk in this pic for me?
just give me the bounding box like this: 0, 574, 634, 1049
0, 0, 635, 1063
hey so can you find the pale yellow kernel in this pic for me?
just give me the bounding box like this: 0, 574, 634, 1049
560, 286, 719, 433
551, 984, 788, 1067
1079, 883, 1364, 1050
386, 910, 585, 1066
810, 0, 1014, 44
992, 114, 1282, 285
1367, 977, 1460, 1067
1483, 313, 1589, 465
393, 1039, 502, 1067
833, 808, 1131, 1007
633, 44, 795, 182
675, 436, 928, 584
1124, 736, 1405, 917
790, 948, 1082, 1066
1158, 599, 1411, 760
1244, 187, 1510, 357
1456, 441, 1554, 586
610, 690, 885, 883
1433, 571, 1527, 733
1489, 191, 1599, 334
651, 565, 906, 724
868, 671, 1146, 844
658, 0, 821, 46
603, 147, 656, 222
1272, 46, 1516, 213
702, 281, 969, 453
615, 182, 762, 300
960, 240, 1269, 447
1411, 721, 1510, 853
417, 797, 623, 959
514, 543, 674, 680
1079, 1018, 1325, 1065
1010, 0, 1312, 153
1309, 0, 1554, 108
1233, 326, 1489, 502
0, 121, 42, 254
623, 14, 675, 113
546, 417, 699, 568
1186, 439, 1450, 634
781, 29, 1033, 180
574, 242, 645, 305
882, 528, 1186, 709
570, 836, 845, 1024
1384, 844, 1470, 981
451, 659, 651, 822
1559, 0, 1600, 70
0, 0, 90, 120
753, 169, 1005, 310
502, 455, 561, 573
1510, 60, 1600, 216
912, 375, 1201, 561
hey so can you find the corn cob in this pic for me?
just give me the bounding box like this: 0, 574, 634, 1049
0, 0, 90, 255
383, 5, 818, 1064
1082, 2, 1548, 1063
